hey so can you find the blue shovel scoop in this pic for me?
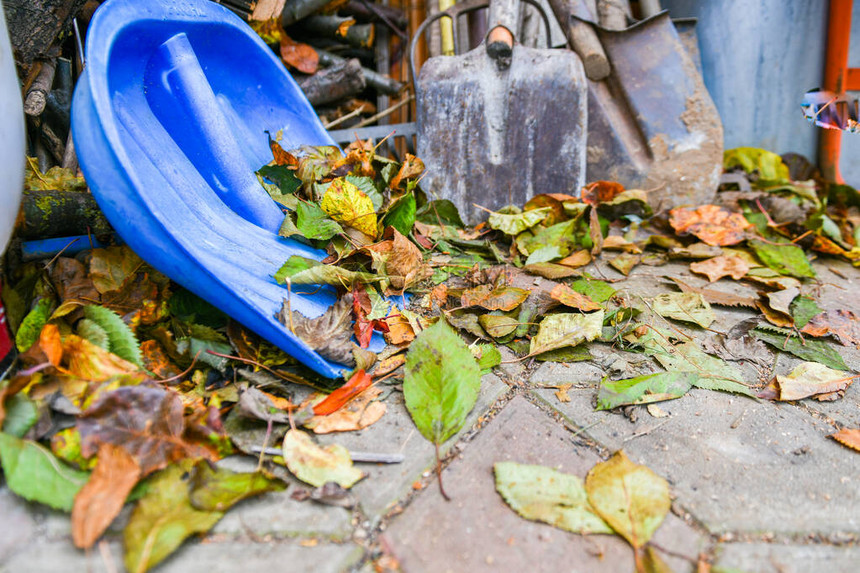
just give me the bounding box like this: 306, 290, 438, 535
72, 0, 382, 378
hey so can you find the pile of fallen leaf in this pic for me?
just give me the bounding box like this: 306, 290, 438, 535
1, 143, 859, 571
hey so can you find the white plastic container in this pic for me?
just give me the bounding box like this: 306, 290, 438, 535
0, 7, 24, 254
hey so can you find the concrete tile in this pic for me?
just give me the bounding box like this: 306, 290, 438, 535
0, 488, 35, 565
532, 386, 860, 535
714, 542, 860, 573
384, 397, 706, 573
315, 373, 508, 522
212, 457, 354, 540
0, 537, 363, 573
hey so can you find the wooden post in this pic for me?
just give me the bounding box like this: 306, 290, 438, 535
820, 0, 852, 183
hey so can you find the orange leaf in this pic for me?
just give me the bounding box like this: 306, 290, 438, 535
460, 284, 530, 311
280, 34, 319, 74
801, 310, 860, 346
549, 283, 602, 312
313, 369, 372, 416
830, 428, 860, 452
689, 255, 751, 282
72, 443, 141, 549
39, 323, 63, 367
669, 205, 751, 246
582, 181, 625, 206
266, 131, 297, 166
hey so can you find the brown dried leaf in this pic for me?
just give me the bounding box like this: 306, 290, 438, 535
558, 250, 593, 268
278, 295, 359, 367
755, 300, 794, 328
88, 246, 143, 294
830, 428, 860, 453
365, 229, 430, 290
78, 385, 223, 476
280, 33, 318, 74
389, 154, 424, 190
549, 283, 601, 312
304, 386, 386, 433
764, 287, 800, 316
582, 181, 625, 206
801, 310, 860, 347
72, 443, 141, 549
773, 362, 858, 401
140, 340, 180, 379
460, 284, 530, 311
63, 334, 140, 381
51, 257, 100, 303
668, 278, 758, 308
669, 205, 751, 246
689, 255, 751, 282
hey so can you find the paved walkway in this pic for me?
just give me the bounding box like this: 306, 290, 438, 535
2, 260, 859, 573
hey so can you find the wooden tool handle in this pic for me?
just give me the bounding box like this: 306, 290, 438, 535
486, 0, 518, 69
547, 0, 611, 81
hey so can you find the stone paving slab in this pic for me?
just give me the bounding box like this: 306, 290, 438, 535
714, 542, 860, 573
383, 396, 707, 573
532, 385, 860, 536
0, 537, 363, 573
315, 372, 508, 521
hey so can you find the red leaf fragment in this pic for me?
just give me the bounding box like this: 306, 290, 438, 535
313, 369, 373, 416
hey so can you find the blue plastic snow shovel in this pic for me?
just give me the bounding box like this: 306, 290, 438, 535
72, 0, 383, 379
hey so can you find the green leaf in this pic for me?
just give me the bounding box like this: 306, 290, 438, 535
569, 277, 616, 303
724, 147, 791, 183
295, 201, 343, 240
274, 256, 380, 287
649, 292, 715, 328
596, 372, 696, 410
415, 199, 464, 228
1, 393, 39, 438
403, 320, 481, 445
295, 145, 343, 187
320, 178, 378, 237
124, 461, 223, 573
494, 462, 614, 535
15, 297, 53, 352
383, 191, 417, 237
345, 174, 383, 211
167, 288, 228, 328
534, 346, 593, 363
0, 432, 90, 511
187, 462, 285, 512
77, 318, 110, 350
752, 328, 848, 371
525, 245, 565, 265
585, 450, 670, 550
790, 296, 822, 329
517, 219, 576, 257
529, 312, 604, 356
281, 429, 365, 488
176, 324, 233, 371
83, 305, 142, 366
478, 314, 519, 339
488, 207, 551, 235
472, 343, 502, 371
256, 164, 301, 195
633, 329, 756, 397
748, 238, 816, 279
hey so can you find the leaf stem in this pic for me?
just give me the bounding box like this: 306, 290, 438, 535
435, 441, 451, 501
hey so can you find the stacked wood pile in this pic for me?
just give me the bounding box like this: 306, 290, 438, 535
212, 0, 411, 130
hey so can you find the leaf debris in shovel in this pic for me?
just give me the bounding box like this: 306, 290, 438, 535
277, 294, 371, 367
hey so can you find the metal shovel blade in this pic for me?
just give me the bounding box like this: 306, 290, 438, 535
416, 38, 587, 224
582, 12, 724, 209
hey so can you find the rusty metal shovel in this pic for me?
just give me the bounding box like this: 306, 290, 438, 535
550, 0, 724, 210
411, 0, 588, 225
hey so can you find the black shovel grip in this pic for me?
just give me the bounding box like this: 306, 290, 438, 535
409, 0, 552, 82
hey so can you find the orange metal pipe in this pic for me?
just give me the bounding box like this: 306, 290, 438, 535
820, 0, 852, 182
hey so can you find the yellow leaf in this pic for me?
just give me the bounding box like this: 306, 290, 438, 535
320, 178, 378, 238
